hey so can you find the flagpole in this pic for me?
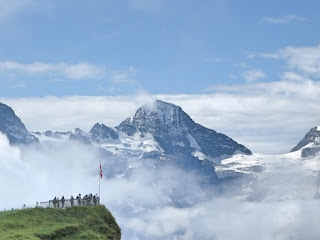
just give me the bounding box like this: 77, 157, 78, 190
99, 160, 101, 200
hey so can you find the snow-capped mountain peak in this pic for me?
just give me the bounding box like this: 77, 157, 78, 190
117, 100, 251, 159
0, 102, 38, 144
90, 123, 119, 143
135, 100, 190, 130
291, 126, 320, 157
1, 100, 252, 184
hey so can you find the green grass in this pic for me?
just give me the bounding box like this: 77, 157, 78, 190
0, 205, 121, 240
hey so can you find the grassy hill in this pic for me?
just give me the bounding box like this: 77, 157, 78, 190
0, 205, 121, 240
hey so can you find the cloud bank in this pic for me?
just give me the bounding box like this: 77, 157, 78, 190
116, 199, 320, 240
0, 133, 99, 210
1, 133, 320, 239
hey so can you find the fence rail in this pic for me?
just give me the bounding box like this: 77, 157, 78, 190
39, 197, 100, 209
0, 196, 100, 214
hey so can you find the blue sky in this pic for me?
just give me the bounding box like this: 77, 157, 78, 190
0, 0, 319, 97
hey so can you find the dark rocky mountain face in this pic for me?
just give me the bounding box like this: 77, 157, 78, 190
0, 103, 38, 144
117, 100, 251, 158
69, 128, 91, 145
90, 123, 119, 143
190, 123, 251, 157
291, 126, 320, 157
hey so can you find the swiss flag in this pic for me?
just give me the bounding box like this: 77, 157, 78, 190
100, 162, 103, 179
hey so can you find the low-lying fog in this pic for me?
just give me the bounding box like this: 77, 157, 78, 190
1, 133, 320, 240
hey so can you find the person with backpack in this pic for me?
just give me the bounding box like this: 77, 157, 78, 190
93, 195, 97, 206
76, 193, 81, 206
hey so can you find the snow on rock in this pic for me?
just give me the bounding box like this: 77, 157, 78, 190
291, 126, 320, 157
192, 151, 207, 161
0, 102, 38, 144
216, 151, 320, 201
186, 133, 200, 149
117, 100, 251, 158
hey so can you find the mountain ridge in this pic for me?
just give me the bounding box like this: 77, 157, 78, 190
0, 102, 38, 144
0, 99, 252, 184
30, 100, 252, 162
291, 126, 320, 157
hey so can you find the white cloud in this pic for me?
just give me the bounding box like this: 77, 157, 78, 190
261, 15, 305, 24
0, 133, 99, 209
111, 66, 137, 83
63, 63, 104, 80
0, 61, 104, 80
251, 52, 279, 59
281, 71, 309, 82
115, 198, 320, 240
253, 44, 320, 78
280, 44, 320, 77
243, 69, 266, 82
0, 96, 139, 132
0, 0, 34, 21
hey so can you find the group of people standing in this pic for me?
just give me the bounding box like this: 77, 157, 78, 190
52, 196, 65, 208
52, 193, 100, 208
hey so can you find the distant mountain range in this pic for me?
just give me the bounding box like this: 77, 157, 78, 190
0, 100, 253, 183
1, 100, 320, 202
2, 99, 320, 161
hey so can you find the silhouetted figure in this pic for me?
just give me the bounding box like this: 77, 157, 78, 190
53, 197, 57, 208
82, 194, 93, 205
89, 193, 93, 205
76, 194, 81, 206
83, 194, 88, 205
61, 196, 65, 208
93, 195, 97, 206
94, 194, 99, 205
70, 195, 74, 207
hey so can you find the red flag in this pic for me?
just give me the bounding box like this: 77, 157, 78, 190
100, 162, 103, 179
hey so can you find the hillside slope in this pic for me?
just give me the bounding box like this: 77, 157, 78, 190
0, 205, 121, 240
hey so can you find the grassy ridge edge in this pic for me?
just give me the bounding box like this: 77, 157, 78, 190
0, 205, 121, 240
